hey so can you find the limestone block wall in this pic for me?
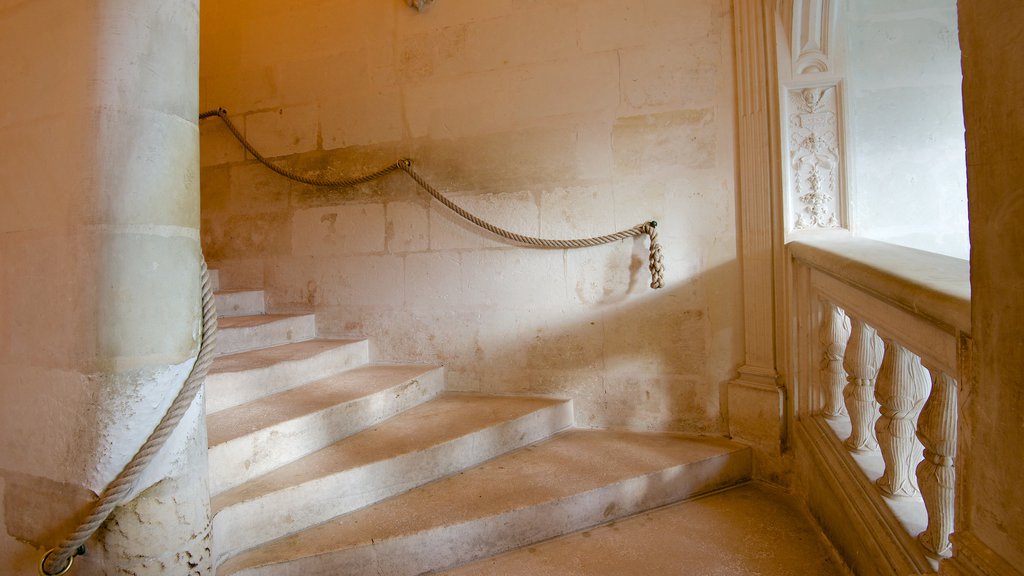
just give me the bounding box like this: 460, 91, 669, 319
844, 0, 969, 259
200, 0, 741, 433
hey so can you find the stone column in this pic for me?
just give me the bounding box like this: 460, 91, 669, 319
842, 318, 882, 452
819, 301, 850, 418
916, 370, 956, 559
873, 340, 930, 498
0, 0, 207, 573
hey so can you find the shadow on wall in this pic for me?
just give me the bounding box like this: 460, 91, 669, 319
199, 136, 742, 436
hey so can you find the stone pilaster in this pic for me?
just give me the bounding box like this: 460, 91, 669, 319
727, 0, 788, 481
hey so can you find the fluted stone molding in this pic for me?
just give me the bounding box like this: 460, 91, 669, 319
842, 318, 883, 452
916, 370, 958, 558
734, 0, 784, 379
874, 340, 931, 498
819, 301, 850, 417
727, 0, 787, 464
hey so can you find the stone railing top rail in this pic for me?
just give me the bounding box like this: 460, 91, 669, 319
788, 235, 970, 336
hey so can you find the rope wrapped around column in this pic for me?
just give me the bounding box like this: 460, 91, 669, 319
41, 260, 219, 576
200, 108, 666, 289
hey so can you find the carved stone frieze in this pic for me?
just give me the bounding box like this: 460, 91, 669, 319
789, 86, 841, 230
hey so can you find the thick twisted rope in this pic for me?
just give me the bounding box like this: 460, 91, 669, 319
200, 108, 665, 289
199, 108, 405, 188
399, 163, 664, 288
41, 261, 219, 576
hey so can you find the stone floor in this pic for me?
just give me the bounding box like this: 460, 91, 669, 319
442, 482, 850, 576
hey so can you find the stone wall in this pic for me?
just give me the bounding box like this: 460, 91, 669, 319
844, 0, 968, 259
959, 1, 1024, 571
200, 0, 741, 433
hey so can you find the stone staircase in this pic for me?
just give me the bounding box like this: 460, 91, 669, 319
205, 269, 753, 576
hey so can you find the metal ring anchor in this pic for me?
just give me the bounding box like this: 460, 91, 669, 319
39, 549, 74, 576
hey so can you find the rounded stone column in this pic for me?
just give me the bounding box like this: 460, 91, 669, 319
0, 0, 207, 573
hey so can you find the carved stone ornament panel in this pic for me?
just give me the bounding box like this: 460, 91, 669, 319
789, 86, 841, 229
791, 0, 837, 75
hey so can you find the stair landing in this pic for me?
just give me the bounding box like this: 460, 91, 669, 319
445, 483, 850, 575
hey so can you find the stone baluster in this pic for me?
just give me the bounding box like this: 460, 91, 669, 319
819, 301, 851, 418
916, 370, 958, 558
842, 318, 884, 451
874, 340, 931, 497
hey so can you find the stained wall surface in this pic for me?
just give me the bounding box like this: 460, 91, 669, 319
959, 1, 1024, 570
200, 0, 742, 433
844, 0, 969, 259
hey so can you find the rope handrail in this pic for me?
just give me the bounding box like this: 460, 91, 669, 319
200, 108, 665, 289
41, 262, 219, 576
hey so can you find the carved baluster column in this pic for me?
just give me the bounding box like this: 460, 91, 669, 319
819, 301, 851, 417
842, 318, 883, 451
916, 370, 958, 558
874, 340, 932, 497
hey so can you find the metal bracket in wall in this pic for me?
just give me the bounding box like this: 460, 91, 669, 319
405, 0, 434, 12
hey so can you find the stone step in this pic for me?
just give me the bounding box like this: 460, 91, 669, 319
217, 430, 752, 576
207, 339, 370, 414
214, 289, 266, 317
209, 268, 220, 292
216, 313, 316, 356
212, 394, 574, 564
207, 364, 444, 495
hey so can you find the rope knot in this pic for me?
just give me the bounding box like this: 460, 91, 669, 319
643, 222, 665, 289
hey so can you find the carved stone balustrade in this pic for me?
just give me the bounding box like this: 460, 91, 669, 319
842, 318, 883, 452
874, 340, 931, 498
819, 301, 850, 418
916, 370, 958, 558
789, 236, 970, 575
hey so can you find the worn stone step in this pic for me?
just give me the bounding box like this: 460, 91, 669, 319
207, 339, 370, 414
208, 364, 444, 495
216, 313, 316, 355
214, 289, 266, 318
212, 394, 574, 564
443, 483, 848, 576
217, 430, 752, 576
209, 269, 220, 292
